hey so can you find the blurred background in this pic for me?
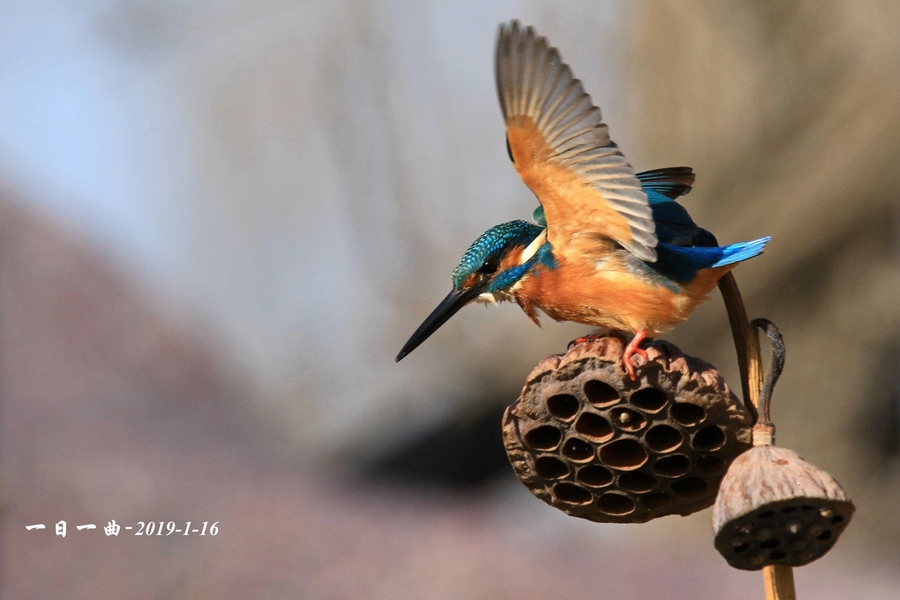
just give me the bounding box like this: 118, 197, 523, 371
2, 0, 900, 597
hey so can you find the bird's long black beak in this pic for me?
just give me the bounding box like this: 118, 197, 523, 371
395, 286, 480, 362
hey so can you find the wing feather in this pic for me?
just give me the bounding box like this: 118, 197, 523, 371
496, 21, 657, 262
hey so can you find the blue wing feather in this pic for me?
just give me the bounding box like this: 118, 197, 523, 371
645, 188, 698, 246
635, 167, 695, 199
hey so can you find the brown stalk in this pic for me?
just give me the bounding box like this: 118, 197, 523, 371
718, 273, 796, 600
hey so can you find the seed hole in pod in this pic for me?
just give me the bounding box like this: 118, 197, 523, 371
671, 476, 708, 498
760, 539, 781, 549
584, 380, 620, 407
645, 424, 683, 453
609, 407, 646, 432
695, 455, 726, 476
546, 394, 579, 420
599, 439, 648, 470
630, 387, 668, 413
596, 493, 635, 516
733, 542, 750, 553
748, 552, 767, 567
692, 425, 726, 451
670, 402, 706, 427
759, 510, 775, 519
535, 456, 568, 479
523, 425, 562, 450
769, 551, 787, 560
798, 549, 816, 562
554, 483, 593, 505
618, 471, 657, 493
790, 539, 808, 551
832, 515, 844, 524
641, 492, 671, 510
653, 454, 690, 477
575, 412, 613, 441
562, 437, 595, 462
817, 530, 832, 541
577, 465, 613, 487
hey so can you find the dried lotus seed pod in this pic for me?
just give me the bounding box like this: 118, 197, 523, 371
503, 335, 753, 523
712, 443, 855, 570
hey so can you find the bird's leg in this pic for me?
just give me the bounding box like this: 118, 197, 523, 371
622, 329, 649, 381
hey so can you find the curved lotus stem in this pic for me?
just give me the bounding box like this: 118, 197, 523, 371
718, 273, 796, 600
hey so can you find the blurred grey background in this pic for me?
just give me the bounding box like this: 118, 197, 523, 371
2, 0, 899, 597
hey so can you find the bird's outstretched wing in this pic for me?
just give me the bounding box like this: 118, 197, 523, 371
635, 167, 695, 199
496, 21, 657, 262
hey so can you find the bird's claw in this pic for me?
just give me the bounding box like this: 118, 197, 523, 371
621, 346, 648, 381
568, 332, 602, 349
632, 347, 650, 360
622, 330, 650, 381
568, 330, 650, 381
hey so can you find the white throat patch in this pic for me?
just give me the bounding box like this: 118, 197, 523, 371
519, 228, 547, 264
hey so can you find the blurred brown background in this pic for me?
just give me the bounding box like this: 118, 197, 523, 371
2, 1, 899, 598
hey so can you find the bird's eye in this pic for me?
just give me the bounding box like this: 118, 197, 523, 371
480, 257, 501, 275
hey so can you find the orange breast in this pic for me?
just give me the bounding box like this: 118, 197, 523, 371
514, 253, 736, 336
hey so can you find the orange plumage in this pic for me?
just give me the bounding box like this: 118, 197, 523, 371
514, 255, 736, 337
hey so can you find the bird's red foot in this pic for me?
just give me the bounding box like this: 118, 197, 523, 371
622, 330, 650, 381
568, 332, 603, 349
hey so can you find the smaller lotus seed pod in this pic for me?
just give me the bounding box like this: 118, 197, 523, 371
503, 335, 753, 523
712, 442, 855, 570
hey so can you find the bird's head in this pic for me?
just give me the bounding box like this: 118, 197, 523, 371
396, 220, 547, 361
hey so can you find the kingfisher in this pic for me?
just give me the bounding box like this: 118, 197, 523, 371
396, 21, 770, 379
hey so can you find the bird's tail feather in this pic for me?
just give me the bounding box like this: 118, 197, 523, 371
658, 237, 770, 272
710, 236, 771, 267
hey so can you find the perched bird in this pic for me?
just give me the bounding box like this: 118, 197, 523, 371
396, 21, 770, 379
